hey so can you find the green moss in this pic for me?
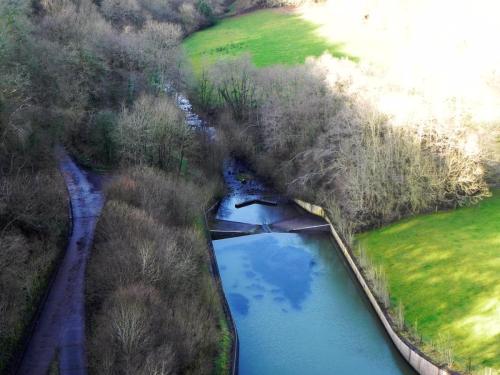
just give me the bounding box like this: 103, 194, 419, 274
183, 9, 354, 73
214, 317, 232, 374
357, 190, 500, 370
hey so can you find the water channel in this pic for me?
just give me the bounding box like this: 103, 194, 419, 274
175, 91, 415, 375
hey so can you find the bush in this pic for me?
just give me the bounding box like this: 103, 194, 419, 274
0, 0, 227, 372
208, 55, 258, 121
198, 55, 490, 231
117, 95, 192, 172
101, 0, 145, 29
91, 111, 119, 164
105, 167, 217, 226
197, 0, 216, 25
87, 167, 223, 375
0, 171, 68, 372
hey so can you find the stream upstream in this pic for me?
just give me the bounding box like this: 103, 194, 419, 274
176, 92, 416, 374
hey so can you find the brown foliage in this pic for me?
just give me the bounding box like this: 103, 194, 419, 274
86, 168, 222, 375
0, 171, 68, 371
117, 95, 191, 171
105, 167, 217, 226
200, 55, 490, 231
0, 0, 225, 372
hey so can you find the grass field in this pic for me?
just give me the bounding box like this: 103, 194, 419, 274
182, 9, 352, 72
357, 190, 500, 370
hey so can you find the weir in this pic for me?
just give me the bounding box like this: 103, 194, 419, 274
209, 160, 416, 375
209, 214, 332, 239
173, 90, 416, 375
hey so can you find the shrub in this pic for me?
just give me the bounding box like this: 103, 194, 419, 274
356, 246, 390, 308
91, 110, 119, 164
208, 55, 258, 121
117, 95, 193, 172
87, 167, 222, 375
200, 55, 490, 231
101, 0, 145, 29
0, 171, 67, 372
0, 0, 226, 372
196, 0, 216, 25
105, 167, 217, 226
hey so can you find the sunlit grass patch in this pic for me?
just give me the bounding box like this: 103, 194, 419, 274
357, 190, 500, 371
182, 8, 353, 72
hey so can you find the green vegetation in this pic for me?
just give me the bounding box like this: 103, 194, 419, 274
357, 190, 500, 370
183, 9, 352, 72
190, 55, 488, 232
214, 318, 232, 374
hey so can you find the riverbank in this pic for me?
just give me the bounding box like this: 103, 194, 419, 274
295, 199, 458, 375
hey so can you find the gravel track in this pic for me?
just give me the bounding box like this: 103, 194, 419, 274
16, 150, 103, 375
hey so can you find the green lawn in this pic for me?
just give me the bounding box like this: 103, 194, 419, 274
182, 9, 352, 72
357, 190, 500, 370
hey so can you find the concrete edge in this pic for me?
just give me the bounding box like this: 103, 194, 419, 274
293, 199, 460, 375
203, 202, 240, 375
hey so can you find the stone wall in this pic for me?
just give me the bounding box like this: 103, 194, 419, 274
204, 203, 239, 375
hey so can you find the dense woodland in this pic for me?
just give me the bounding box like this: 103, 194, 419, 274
0, 0, 227, 372
191, 54, 497, 240
1, 0, 498, 373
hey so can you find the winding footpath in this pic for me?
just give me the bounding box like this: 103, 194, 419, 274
16, 149, 103, 375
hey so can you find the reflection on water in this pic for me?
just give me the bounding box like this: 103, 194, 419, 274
214, 230, 415, 375
249, 236, 315, 310
212, 190, 415, 375
228, 293, 250, 315
217, 234, 315, 312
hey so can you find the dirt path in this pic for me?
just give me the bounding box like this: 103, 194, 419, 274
16, 150, 103, 375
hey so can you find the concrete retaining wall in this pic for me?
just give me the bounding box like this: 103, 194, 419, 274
294, 199, 458, 375
204, 203, 239, 375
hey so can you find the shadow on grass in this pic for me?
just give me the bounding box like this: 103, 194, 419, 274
359, 192, 500, 369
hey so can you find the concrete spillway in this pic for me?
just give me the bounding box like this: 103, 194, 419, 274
209, 160, 415, 375
210, 214, 331, 239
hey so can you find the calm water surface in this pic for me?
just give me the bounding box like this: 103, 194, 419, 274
213, 188, 415, 375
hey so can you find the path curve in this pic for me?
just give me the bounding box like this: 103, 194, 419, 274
16, 149, 103, 375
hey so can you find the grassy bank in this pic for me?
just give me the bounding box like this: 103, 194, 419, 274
357, 190, 500, 370
183, 8, 352, 72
